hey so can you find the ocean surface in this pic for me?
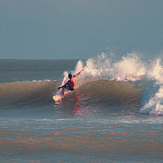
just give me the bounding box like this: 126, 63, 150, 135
0, 53, 163, 163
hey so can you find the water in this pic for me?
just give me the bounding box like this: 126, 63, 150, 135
0, 53, 163, 162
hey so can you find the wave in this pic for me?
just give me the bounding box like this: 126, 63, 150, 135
0, 80, 59, 108
0, 78, 141, 111
1, 52, 163, 116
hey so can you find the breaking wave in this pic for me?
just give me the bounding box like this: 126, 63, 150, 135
69, 52, 163, 115
1, 52, 163, 116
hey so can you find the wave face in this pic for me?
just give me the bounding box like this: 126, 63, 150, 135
0, 79, 141, 111
0, 80, 59, 108
60, 80, 142, 118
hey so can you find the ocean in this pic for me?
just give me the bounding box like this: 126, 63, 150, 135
0, 53, 163, 163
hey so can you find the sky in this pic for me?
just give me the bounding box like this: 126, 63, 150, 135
0, 0, 163, 60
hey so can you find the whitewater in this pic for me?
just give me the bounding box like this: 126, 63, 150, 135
0, 53, 163, 162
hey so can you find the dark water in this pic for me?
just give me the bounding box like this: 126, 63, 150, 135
0, 54, 163, 162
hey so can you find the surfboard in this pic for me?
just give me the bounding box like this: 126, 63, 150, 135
53, 89, 71, 102
53, 71, 70, 102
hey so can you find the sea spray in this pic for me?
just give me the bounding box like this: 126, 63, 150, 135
58, 52, 163, 115
84, 53, 112, 78
112, 53, 146, 81
73, 60, 84, 75
140, 58, 163, 115
74, 53, 146, 81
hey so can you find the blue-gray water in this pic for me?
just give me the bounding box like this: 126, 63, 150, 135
0, 53, 163, 162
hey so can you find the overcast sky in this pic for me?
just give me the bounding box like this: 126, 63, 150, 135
0, 0, 163, 60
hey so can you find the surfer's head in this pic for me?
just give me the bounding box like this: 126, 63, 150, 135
68, 74, 72, 79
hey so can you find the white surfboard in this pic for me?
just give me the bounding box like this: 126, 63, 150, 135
53, 89, 71, 101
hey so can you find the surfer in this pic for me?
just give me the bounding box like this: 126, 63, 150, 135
58, 69, 84, 92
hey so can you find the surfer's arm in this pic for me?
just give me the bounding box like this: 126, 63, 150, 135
58, 80, 70, 90
74, 69, 84, 77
